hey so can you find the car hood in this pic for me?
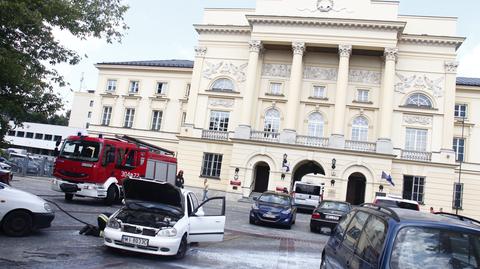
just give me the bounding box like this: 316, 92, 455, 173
2, 185, 47, 205
123, 178, 183, 210
256, 202, 290, 213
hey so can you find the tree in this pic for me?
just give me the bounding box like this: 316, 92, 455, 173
0, 0, 129, 143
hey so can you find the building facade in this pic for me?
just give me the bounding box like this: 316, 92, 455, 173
69, 90, 96, 129
82, 0, 480, 218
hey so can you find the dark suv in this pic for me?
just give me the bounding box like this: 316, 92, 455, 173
320, 204, 480, 269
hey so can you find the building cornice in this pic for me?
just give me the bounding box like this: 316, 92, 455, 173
399, 34, 465, 50
194, 24, 252, 35
246, 15, 406, 31
95, 64, 193, 73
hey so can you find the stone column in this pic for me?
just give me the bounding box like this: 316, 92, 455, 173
235, 40, 263, 139
441, 61, 459, 161
185, 46, 207, 126
376, 47, 398, 154
329, 44, 352, 149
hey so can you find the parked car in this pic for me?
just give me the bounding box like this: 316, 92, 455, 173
292, 181, 324, 211
310, 200, 351, 233
0, 162, 11, 171
373, 195, 419, 211
103, 178, 226, 259
249, 191, 297, 229
320, 203, 480, 269
0, 169, 13, 185
0, 182, 55, 236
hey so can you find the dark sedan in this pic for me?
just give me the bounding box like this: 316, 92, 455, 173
0, 168, 13, 185
310, 200, 351, 233
249, 191, 297, 229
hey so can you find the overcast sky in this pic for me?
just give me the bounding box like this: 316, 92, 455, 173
55, 0, 480, 110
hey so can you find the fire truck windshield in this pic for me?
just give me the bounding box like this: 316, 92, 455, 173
59, 140, 102, 162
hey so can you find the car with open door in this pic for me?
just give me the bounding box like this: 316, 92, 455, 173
103, 178, 226, 259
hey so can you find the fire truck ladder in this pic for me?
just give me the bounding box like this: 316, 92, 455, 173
115, 135, 175, 156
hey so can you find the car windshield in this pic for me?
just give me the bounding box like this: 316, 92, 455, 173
258, 194, 290, 206
295, 184, 321, 196
391, 226, 480, 269
319, 201, 350, 212
59, 140, 102, 162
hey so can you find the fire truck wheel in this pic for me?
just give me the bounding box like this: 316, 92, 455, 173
105, 185, 118, 206
65, 193, 74, 202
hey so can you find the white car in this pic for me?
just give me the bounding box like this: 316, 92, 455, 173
103, 178, 226, 259
373, 195, 420, 211
0, 182, 55, 236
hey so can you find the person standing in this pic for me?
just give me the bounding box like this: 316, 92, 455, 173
202, 178, 209, 201
175, 170, 185, 189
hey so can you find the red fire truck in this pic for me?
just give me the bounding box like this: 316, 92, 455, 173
51, 134, 177, 205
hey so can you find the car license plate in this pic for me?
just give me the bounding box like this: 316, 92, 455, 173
263, 213, 276, 218
122, 235, 148, 247
325, 215, 339, 220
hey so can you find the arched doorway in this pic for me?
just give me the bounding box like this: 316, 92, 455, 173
291, 161, 326, 190
253, 162, 270, 193
346, 172, 366, 205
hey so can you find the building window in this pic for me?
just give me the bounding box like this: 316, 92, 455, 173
357, 89, 369, 103
156, 82, 167, 95
453, 138, 465, 162
308, 112, 324, 137
26, 132, 34, 139
106, 80, 117, 92
102, 106, 112, 126
269, 82, 282, 95
87, 112, 92, 119
453, 183, 463, 210
211, 78, 234, 92
16, 131, 25, 137
405, 93, 433, 108
351, 116, 369, 141
151, 110, 163, 131
264, 109, 280, 133
201, 153, 223, 178
89, 100, 94, 107
44, 134, 53, 141
7, 130, 15, 136
454, 104, 467, 118
54, 135, 62, 142
405, 128, 427, 152
129, 81, 139, 93
86, 123, 90, 129
403, 176, 425, 203
185, 84, 191, 98
124, 108, 135, 128
312, 86, 326, 98
209, 111, 229, 132
181, 112, 187, 127
35, 133, 43, 140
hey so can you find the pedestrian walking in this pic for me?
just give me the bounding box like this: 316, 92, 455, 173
175, 170, 185, 188
202, 178, 209, 201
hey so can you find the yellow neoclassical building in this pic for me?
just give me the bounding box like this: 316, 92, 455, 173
71, 0, 480, 217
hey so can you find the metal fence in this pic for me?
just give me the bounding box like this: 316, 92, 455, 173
6, 156, 55, 177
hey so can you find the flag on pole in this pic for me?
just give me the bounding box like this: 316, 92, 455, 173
381, 171, 395, 186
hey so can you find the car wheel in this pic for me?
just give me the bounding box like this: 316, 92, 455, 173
174, 235, 188, 259
104, 185, 118, 206
320, 252, 327, 269
65, 193, 74, 202
249, 218, 254, 225
2, 210, 33, 237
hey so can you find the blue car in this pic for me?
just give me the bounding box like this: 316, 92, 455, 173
249, 191, 297, 229
320, 203, 480, 269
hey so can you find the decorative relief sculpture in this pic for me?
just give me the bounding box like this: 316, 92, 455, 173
249, 40, 262, 53
203, 61, 248, 82
292, 42, 306, 55
208, 98, 234, 108
395, 73, 444, 97
195, 46, 207, 57
298, 0, 352, 13
304, 66, 338, 81
384, 48, 398, 62
262, 64, 292, 78
403, 115, 433, 126
445, 61, 459, 73
338, 45, 352, 58
349, 70, 381, 85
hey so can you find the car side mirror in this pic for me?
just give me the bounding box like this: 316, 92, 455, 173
253, 197, 258, 201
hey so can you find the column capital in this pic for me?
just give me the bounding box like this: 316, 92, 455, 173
338, 44, 352, 58
445, 61, 459, 74
249, 40, 263, 53
292, 42, 306, 55
384, 47, 398, 62
194, 46, 207, 57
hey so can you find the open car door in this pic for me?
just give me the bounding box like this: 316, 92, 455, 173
188, 196, 226, 243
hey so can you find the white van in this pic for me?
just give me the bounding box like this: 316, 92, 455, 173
292, 181, 324, 210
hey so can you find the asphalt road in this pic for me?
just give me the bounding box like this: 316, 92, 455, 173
0, 176, 329, 269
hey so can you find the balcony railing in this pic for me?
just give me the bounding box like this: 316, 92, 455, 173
250, 131, 280, 143
296, 135, 329, 148
345, 140, 376, 153
401, 150, 432, 162
202, 130, 229, 141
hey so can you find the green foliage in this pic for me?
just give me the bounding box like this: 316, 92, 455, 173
0, 0, 129, 142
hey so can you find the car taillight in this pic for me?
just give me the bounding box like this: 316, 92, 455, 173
416, 204, 420, 211
373, 199, 378, 204
312, 212, 321, 219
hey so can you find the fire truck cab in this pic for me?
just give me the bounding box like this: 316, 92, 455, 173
51, 134, 177, 205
